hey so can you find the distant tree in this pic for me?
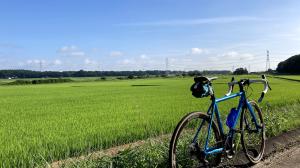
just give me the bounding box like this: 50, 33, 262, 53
233, 68, 248, 75
187, 70, 202, 76
276, 54, 300, 74
0, 69, 231, 79
74, 70, 86, 77
266, 68, 275, 74
127, 75, 134, 79
202, 70, 230, 75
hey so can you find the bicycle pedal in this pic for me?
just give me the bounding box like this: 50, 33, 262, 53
225, 150, 234, 159
226, 154, 233, 159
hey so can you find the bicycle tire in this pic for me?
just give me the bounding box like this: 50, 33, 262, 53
169, 112, 222, 168
240, 101, 265, 164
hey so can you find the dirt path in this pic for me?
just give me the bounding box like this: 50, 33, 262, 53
253, 144, 300, 168
51, 140, 146, 168
51, 134, 170, 168
51, 129, 300, 167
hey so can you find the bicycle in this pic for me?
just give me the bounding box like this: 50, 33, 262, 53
169, 75, 271, 167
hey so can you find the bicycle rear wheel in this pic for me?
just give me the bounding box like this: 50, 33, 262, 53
169, 112, 222, 168
241, 101, 265, 164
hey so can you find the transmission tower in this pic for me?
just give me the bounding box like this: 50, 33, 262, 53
39, 60, 43, 72
165, 57, 169, 76
266, 50, 270, 71
165, 57, 169, 71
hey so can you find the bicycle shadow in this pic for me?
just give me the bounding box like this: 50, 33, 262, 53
195, 150, 252, 168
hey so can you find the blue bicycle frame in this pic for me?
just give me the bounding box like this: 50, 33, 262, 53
192, 91, 262, 156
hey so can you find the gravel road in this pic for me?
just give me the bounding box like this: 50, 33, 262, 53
253, 144, 300, 168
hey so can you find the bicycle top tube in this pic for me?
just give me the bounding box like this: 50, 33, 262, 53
215, 92, 243, 103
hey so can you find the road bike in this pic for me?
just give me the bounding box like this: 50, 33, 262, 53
169, 75, 271, 167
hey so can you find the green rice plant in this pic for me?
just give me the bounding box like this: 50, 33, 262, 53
0, 75, 299, 167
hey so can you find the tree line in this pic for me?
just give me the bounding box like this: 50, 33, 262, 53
1, 51, 299, 79
0, 69, 231, 79
276, 54, 300, 74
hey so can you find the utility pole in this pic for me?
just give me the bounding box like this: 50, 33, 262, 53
266, 50, 270, 71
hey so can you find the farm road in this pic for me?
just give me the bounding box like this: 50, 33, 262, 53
220, 128, 300, 167
253, 144, 300, 168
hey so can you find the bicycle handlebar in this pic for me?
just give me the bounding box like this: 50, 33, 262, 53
225, 75, 271, 102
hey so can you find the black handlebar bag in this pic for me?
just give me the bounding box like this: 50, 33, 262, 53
190, 76, 213, 98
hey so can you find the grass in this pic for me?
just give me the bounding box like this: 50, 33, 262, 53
0, 75, 299, 167
55, 101, 300, 168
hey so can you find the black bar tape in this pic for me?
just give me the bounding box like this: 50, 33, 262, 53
258, 92, 265, 103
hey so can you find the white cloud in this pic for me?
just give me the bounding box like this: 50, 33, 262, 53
70, 51, 86, 57
57, 45, 86, 57
120, 16, 266, 26
140, 54, 148, 59
223, 51, 239, 59
121, 59, 135, 65
207, 56, 219, 62
110, 51, 123, 57
84, 59, 91, 64
59, 45, 76, 52
190, 48, 203, 55
18, 62, 25, 66
84, 58, 97, 65
33, 59, 40, 64
26, 59, 46, 64
53, 59, 62, 65
223, 51, 254, 61
114, 54, 159, 70
26, 60, 33, 64
240, 53, 254, 61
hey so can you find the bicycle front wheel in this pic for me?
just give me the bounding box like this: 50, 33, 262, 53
241, 101, 265, 164
169, 112, 222, 168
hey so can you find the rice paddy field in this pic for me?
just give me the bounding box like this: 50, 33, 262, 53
0, 75, 300, 167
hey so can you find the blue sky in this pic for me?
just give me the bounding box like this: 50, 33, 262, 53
0, 0, 300, 71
